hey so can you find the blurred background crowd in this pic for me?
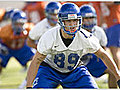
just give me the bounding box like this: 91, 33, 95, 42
0, 1, 120, 89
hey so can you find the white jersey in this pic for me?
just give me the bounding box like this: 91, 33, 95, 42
92, 26, 107, 46
29, 18, 59, 40
37, 26, 101, 73
81, 26, 107, 66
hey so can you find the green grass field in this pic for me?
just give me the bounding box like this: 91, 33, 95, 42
0, 57, 27, 89
0, 57, 108, 89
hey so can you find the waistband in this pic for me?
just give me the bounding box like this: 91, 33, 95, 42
40, 61, 73, 75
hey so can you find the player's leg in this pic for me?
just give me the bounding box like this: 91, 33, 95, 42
33, 65, 59, 88
0, 52, 11, 74
61, 66, 98, 88
16, 45, 34, 88
106, 24, 120, 88
13, 45, 34, 71
84, 54, 117, 88
0, 57, 2, 74
104, 68, 117, 88
106, 24, 120, 70
0, 44, 11, 73
109, 47, 120, 70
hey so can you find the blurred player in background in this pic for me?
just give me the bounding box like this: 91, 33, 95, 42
100, 2, 120, 72
66, 1, 102, 26
22, 1, 49, 24
0, 10, 34, 74
27, 1, 62, 49
18, 2, 62, 89
80, 4, 117, 88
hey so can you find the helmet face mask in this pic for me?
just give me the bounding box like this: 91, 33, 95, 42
46, 13, 58, 25
11, 11, 27, 35
60, 16, 82, 35
45, 2, 62, 25
12, 19, 27, 35
82, 16, 97, 31
58, 3, 82, 35
80, 4, 97, 32
12, 23, 23, 35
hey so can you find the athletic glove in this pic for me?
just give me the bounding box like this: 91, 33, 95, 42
26, 87, 32, 89
117, 79, 120, 88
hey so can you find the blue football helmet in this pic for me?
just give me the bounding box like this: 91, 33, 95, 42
10, 10, 27, 35
45, 2, 62, 25
58, 3, 82, 35
80, 4, 97, 31
4, 8, 19, 20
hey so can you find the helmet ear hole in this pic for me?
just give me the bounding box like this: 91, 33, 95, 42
58, 3, 82, 35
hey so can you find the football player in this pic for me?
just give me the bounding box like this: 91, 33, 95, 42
0, 10, 34, 73
80, 4, 117, 88
27, 2, 62, 49
26, 3, 120, 88
100, 2, 120, 74
18, 2, 62, 89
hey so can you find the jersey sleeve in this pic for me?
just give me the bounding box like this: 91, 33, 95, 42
28, 22, 43, 40
83, 35, 101, 54
99, 28, 107, 46
37, 31, 54, 55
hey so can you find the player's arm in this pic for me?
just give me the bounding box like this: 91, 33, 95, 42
94, 48, 120, 82
26, 37, 37, 49
0, 8, 6, 21
26, 51, 46, 88
26, 23, 40, 49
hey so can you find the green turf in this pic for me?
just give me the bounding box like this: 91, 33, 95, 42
96, 80, 108, 89
0, 57, 27, 89
0, 57, 108, 89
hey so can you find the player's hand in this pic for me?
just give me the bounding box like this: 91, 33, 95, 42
0, 44, 9, 55
117, 79, 120, 88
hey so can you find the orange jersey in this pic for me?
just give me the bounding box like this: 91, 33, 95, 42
22, 1, 49, 24
0, 8, 6, 21
100, 3, 120, 28
67, 1, 101, 26
0, 23, 34, 49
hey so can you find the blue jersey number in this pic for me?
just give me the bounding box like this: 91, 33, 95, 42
54, 53, 79, 70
